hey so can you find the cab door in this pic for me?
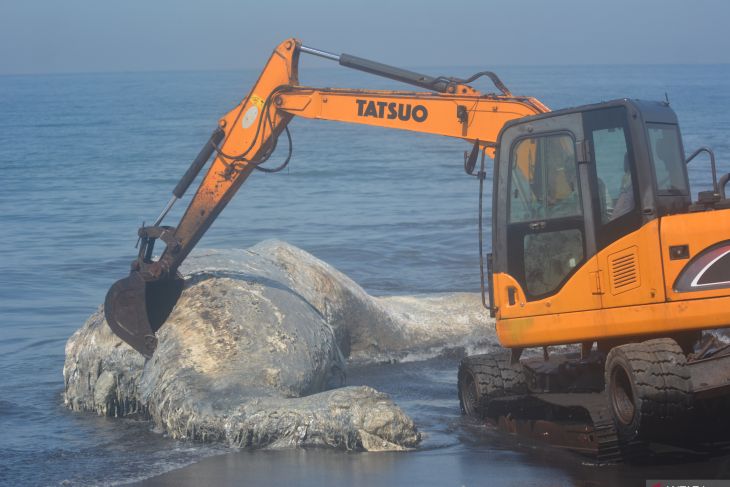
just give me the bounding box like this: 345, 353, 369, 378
584, 106, 665, 309
492, 112, 602, 319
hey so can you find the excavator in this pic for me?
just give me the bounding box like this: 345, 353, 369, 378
104, 39, 730, 461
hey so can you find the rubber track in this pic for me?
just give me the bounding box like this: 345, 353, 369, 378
587, 400, 652, 463
591, 414, 622, 463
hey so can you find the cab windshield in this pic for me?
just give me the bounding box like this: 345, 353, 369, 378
647, 123, 688, 195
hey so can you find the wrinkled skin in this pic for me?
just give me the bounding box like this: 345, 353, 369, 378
64, 240, 496, 451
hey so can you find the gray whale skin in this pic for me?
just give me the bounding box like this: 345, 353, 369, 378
64, 240, 495, 451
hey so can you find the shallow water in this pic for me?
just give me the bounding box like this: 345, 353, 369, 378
1, 64, 729, 486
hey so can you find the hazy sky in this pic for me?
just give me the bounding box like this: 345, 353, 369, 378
2, 0, 729, 75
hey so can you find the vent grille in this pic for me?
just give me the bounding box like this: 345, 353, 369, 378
609, 247, 640, 295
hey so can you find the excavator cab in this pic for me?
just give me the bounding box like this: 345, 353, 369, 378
488, 99, 717, 345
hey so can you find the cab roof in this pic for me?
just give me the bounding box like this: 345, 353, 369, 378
502, 98, 679, 133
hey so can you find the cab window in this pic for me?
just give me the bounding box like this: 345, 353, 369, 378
584, 106, 642, 250
509, 134, 581, 223
648, 123, 688, 195
592, 126, 634, 223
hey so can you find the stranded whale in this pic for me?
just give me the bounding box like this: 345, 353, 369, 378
63, 240, 496, 451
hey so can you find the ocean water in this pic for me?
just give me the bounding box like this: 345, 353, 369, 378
1, 64, 729, 486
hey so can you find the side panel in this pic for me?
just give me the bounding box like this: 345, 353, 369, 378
495, 260, 602, 319
497, 294, 730, 348
496, 220, 664, 319
661, 209, 730, 301
596, 219, 666, 308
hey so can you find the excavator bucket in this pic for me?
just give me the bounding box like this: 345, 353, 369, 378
104, 271, 184, 358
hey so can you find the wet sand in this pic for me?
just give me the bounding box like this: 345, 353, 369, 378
132, 435, 730, 487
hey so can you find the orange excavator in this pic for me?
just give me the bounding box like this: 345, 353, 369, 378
105, 39, 730, 460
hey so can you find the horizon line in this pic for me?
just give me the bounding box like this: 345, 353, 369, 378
2, 62, 729, 77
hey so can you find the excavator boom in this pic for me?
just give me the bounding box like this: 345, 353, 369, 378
104, 38, 548, 357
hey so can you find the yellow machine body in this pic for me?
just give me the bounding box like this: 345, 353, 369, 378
495, 209, 730, 347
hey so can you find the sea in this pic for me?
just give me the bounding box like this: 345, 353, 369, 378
1, 63, 729, 486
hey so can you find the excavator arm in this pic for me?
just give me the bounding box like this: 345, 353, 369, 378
104, 38, 548, 357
